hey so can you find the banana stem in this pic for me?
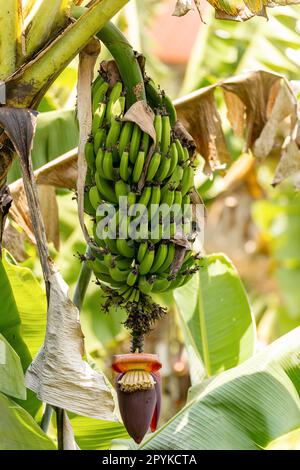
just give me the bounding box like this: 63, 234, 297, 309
72, 7, 146, 106
0, 0, 22, 80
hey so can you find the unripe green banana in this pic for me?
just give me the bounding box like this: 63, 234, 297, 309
154, 113, 162, 146
157, 242, 175, 273
141, 132, 150, 155
84, 190, 95, 216
161, 93, 177, 127
127, 191, 137, 207
166, 142, 179, 178
175, 139, 185, 164
138, 275, 154, 294
95, 172, 117, 204
93, 127, 106, 153
119, 150, 131, 181
155, 154, 171, 182
181, 165, 194, 196
146, 151, 161, 182
160, 184, 175, 207
139, 244, 155, 275
111, 95, 125, 118
138, 185, 152, 207
182, 146, 190, 167
151, 275, 171, 293
168, 165, 184, 189
126, 267, 139, 286
109, 265, 130, 282
89, 185, 102, 210
92, 75, 105, 98
92, 103, 107, 136
95, 147, 105, 174
115, 256, 133, 270
129, 124, 142, 164
106, 117, 122, 148
106, 82, 123, 120
150, 242, 168, 273
161, 115, 171, 155
116, 238, 135, 258
118, 121, 133, 157
137, 241, 148, 264
102, 150, 114, 180
92, 81, 109, 114
132, 150, 145, 183
115, 179, 130, 200
85, 140, 95, 170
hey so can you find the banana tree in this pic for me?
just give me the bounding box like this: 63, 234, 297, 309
1, 0, 300, 452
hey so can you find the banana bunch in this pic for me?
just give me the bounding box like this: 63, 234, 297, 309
83, 69, 199, 308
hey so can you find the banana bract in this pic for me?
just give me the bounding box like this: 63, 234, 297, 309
83, 61, 200, 336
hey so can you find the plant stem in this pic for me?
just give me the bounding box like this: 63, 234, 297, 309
41, 404, 53, 433
71, 9, 146, 106
55, 407, 64, 450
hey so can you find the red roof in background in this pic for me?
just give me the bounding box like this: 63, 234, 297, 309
150, 0, 205, 64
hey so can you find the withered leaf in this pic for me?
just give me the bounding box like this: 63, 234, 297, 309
172, 0, 194, 17
174, 85, 230, 172
221, 71, 281, 149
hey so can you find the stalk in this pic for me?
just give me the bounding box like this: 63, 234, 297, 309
72, 8, 146, 106
24, 0, 73, 60
0, 0, 22, 80
6, 0, 129, 108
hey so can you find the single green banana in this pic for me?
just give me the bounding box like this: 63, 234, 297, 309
132, 150, 145, 183
127, 191, 137, 207
146, 151, 161, 182
155, 154, 171, 182
92, 81, 109, 114
102, 149, 114, 180
166, 142, 179, 177
93, 126, 106, 153
89, 185, 102, 210
105, 81, 123, 120
157, 242, 175, 273
84, 190, 96, 217
160, 184, 175, 207
120, 150, 131, 181
95, 172, 117, 204
181, 165, 194, 196
118, 121, 133, 157
116, 238, 135, 258
85, 140, 95, 170
106, 117, 122, 148
154, 113, 162, 145
161, 92, 177, 127
111, 95, 125, 119
175, 139, 185, 164
115, 179, 130, 200
92, 74, 105, 98
138, 275, 154, 294
137, 241, 148, 264
95, 147, 105, 174
129, 124, 142, 164
168, 165, 184, 189
92, 103, 107, 136
161, 114, 171, 155
151, 275, 171, 293
109, 265, 130, 282
126, 267, 139, 286
138, 185, 152, 207
139, 244, 155, 275
141, 132, 150, 155
115, 256, 133, 270
150, 243, 168, 273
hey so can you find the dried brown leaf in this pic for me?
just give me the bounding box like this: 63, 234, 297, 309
221, 70, 281, 149
272, 136, 300, 188
172, 0, 194, 16
174, 86, 230, 172
0, 185, 13, 255
2, 222, 28, 262
25, 270, 116, 420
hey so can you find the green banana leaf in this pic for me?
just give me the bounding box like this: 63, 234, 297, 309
70, 415, 129, 450
0, 260, 32, 371
0, 393, 55, 450
2, 254, 47, 359
137, 326, 300, 450
174, 254, 256, 382
0, 257, 41, 416
7, 109, 78, 183
0, 334, 26, 400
